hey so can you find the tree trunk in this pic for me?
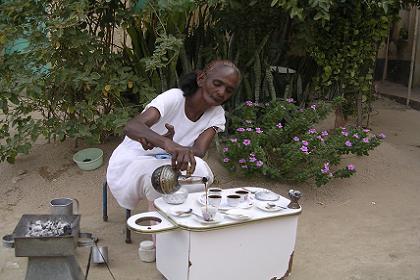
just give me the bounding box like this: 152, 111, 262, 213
356, 91, 363, 127
334, 106, 347, 128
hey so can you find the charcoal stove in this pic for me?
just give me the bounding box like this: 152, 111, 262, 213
11, 214, 84, 280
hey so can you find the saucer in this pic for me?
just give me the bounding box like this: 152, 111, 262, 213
193, 213, 224, 224
223, 209, 252, 221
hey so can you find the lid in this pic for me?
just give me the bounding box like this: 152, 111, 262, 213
139, 240, 155, 250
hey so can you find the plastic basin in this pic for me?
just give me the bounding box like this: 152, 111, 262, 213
73, 148, 103, 171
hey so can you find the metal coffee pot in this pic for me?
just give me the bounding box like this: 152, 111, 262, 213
151, 165, 208, 194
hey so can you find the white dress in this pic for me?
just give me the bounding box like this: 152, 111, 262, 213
106, 88, 226, 210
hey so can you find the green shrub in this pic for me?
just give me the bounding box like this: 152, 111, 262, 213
219, 100, 383, 186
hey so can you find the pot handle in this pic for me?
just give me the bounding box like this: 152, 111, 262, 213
127, 211, 177, 234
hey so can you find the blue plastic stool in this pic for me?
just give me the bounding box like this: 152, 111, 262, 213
102, 181, 132, 243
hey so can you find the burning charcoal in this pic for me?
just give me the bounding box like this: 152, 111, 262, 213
25, 220, 72, 237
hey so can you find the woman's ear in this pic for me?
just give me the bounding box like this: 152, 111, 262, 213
196, 70, 206, 87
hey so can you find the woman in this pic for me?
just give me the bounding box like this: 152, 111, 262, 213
106, 60, 241, 211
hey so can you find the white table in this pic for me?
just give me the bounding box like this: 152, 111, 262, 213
127, 187, 301, 280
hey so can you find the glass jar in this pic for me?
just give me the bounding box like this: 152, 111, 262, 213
162, 186, 189, 204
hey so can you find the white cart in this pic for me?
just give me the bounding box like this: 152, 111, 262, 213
127, 188, 301, 280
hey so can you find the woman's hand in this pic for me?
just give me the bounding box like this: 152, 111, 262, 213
164, 141, 196, 175
138, 123, 175, 150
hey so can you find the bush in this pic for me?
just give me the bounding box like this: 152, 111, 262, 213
219, 99, 384, 186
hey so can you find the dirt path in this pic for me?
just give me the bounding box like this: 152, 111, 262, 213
1, 97, 419, 280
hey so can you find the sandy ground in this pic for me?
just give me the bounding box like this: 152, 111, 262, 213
1, 97, 420, 280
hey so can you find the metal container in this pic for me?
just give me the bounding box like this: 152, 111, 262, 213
151, 165, 207, 194
13, 214, 80, 257
91, 246, 108, 264
50, 198, 79, 216
2, 234, 14, 248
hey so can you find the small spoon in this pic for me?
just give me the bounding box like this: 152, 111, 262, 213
266, 203, 287, 210
174, 208, 193, 216
175, 208, 203, 218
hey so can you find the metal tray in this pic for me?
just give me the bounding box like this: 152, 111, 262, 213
13, 214, 80, 257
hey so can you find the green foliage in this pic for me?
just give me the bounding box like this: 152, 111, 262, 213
306, 1, 399, 119
219, 99, 383, 186
0, 0, 143, 162
0, 0, 401, 190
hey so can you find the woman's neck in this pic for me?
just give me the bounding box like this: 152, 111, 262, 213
185, 90, 210, 122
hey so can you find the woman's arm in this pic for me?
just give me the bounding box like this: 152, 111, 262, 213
124, 107, 168, 148
192, 127, 218, 158
124, 107, 196, 172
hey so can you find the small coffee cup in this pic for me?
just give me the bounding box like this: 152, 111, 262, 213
235, 190, 249, 202
226, 194, 241, 207
207, 194, 222, 208
201, 205, 217, 221
208, 188, 223, 195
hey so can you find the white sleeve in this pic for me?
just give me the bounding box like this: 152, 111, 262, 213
143, 89, 183, 117
207, 106, 226, 133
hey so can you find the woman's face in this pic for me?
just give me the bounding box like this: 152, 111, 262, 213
198, 65, 240, 106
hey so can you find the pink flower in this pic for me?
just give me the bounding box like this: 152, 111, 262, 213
287, 98, 295, 103
246, 128, 253, 132
362, 137, 369, 143
243, 139, 251, 146
302, 140, 309, 146
276, 123, 283, 129
345, 140, 352, 147
245, 100, 253, 107
236, 127, 245, 132
363, 129, 370, 133
353, 134, 360, 139
255, 127, 263, 134
256, 160, 263, 167
223, 147, 229, 152
316, 135, 324, 142
347, 164, 356, 171
293, 136, 300, 142
342, 131, 349, 137
249, 157, 257, 163
230, 138, 237, 143
378, 133, 386, 139
321, 162, 330, 174
300, 146, 309, 153
310, 104, 316, 110
249, 153, 255, 157
223, 157, 230, 163
308, 128, 317, 134
239, 159, 246, 164
321, 130, 329, 137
